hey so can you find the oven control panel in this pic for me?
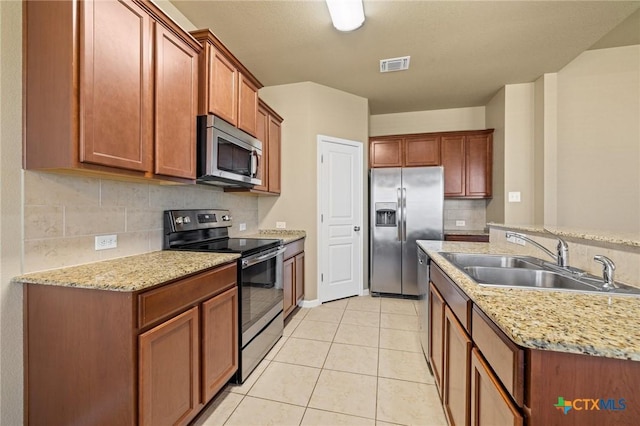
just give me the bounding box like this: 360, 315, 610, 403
164, 209, 232, 232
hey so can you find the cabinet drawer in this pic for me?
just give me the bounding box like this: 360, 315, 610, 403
431, 264, 471, 332
283, 239, 304, 260
472, 306, 524, 407
138, 263, 237, 329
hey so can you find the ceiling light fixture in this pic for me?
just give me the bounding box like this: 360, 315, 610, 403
325, 0, 365, 32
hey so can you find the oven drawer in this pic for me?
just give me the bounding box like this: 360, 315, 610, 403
138, 262, 237, 329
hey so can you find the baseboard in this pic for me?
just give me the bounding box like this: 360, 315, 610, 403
299, 299, 321, 308
362, 288, 370, 296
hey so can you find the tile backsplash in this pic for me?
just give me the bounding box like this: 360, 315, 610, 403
23, 171, 259, 273
444, 199, 487, 231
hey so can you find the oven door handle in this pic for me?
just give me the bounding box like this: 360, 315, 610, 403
242, 246, 286, 269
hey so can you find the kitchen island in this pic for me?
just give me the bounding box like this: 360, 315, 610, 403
418, 240, 640, 426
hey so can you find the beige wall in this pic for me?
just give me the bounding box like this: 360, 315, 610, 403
369, 106, 485, 136
258, 82, 369, 301
556, 45, 640, 233
1, 1, 25, 424
486, 87, 506, 224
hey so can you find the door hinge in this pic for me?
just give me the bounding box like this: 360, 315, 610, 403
321, 154, 324, 163
321, 273, 324, 282
321, 214, 323, 223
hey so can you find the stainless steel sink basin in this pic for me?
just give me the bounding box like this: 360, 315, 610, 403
463, 266, 601, 291
439, 251, 640, 296
440, 252, 545, 270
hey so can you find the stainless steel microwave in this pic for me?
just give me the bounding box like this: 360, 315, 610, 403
196, 115, 262, 187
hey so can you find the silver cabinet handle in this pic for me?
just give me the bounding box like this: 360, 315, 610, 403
354, 226, 361, 231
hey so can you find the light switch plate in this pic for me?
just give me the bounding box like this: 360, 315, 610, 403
95, 234, 117, 250
239, 223, 246, 231
506, 233, 526, 246
276, 221, 286, 229
508, 191, 521, 202
455, 220, 466, 227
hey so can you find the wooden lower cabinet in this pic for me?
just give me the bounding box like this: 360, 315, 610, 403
443, 305, 472, 426
23, 262, 238, 426
470, 348, 523, 426
201, 287, 239, 402
444, 234, 490, 243
429, 282, 445, 395
283, 239, 305, 318
139, 307, 200, 426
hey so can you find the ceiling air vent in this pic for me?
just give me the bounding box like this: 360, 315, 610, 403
380, 56, 410, 73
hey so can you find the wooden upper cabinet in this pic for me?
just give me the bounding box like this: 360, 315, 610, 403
238, 74, 259, 136
465, 133, 493, 198
154, 22, 199, 179
83, 0, 153, 172
442, 135, 466, 197
370, 138, 403, 168
252, 104, 270, 192
191, 29, 262, 137
267, 112, 282, 194
404, 135, 440, 166
24, 0, 201, 182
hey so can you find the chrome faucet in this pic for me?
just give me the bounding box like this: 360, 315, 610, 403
593, 255, 617, 290
505, 232, 569, 267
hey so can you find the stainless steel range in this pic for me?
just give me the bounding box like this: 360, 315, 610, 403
164, 209, 285, 383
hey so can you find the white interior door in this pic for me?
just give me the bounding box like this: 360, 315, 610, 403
318, 135, 363, 303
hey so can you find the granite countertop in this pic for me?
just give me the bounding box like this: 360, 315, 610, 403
488, 223, 640, 248
444, 230, 489, 236
418, 240, 640, 361
242, 229, 306, 244
12, 251, 240, 292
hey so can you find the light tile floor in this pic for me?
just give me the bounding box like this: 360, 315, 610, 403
193, 295, 447, 426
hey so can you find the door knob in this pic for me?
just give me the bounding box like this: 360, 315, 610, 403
354, 226, 361, 231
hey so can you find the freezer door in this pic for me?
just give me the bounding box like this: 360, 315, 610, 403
370, 168, 403, 294
401, 167, 444, 296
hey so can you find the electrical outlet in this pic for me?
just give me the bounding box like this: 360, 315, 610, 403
95, 234, 117, 250
508, 191, 521, 202
276, 221, 286, 229
455, 220, 466, 227
239, 223, 246, 231
506, 233, 526, 246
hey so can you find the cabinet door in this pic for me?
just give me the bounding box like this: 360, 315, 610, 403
404, 136, 440, 167
441, 135, 466, 197
470, 348, 523, 426
207, 45, 237, 125
238, 74, 259, 137
370, 138, 402, 168
268, 114, 282, 194
252, 103, 269, 192
283, 257, 295, 317
139, 307, 200, 426
443, 306, 472, 426
465, 134, 492, 198
294, 252, 305, 305
154, 23, 198, 179
202, 287, 238, 403
81, 0, 152, 172
428, 283, 445, 396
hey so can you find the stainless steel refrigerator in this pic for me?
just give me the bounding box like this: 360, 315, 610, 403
370, 166, 444, 296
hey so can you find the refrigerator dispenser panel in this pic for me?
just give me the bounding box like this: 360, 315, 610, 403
375, 202, 397, 227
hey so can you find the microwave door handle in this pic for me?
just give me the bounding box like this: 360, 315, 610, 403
250, 151, 259, 178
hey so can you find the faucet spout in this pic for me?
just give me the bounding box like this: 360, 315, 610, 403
505, 232, 569, 268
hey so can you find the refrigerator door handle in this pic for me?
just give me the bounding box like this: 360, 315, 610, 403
402, 188, 407, 241
397, 188, 403, 241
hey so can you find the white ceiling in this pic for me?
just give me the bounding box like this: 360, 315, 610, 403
171, 1, 640, 115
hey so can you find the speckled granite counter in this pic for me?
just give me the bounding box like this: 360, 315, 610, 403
444, 230, 489, 236
489, 223, 640, 248
418, 240, 640, 361
12, 251, 239, 292
242, 229, 306, 244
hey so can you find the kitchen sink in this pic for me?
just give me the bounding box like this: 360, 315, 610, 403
440, 252, 546, 270
463, 266, 601, 291
439, 251, 640, 296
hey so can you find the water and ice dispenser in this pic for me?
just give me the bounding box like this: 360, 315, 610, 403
375, 202, 397, 227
